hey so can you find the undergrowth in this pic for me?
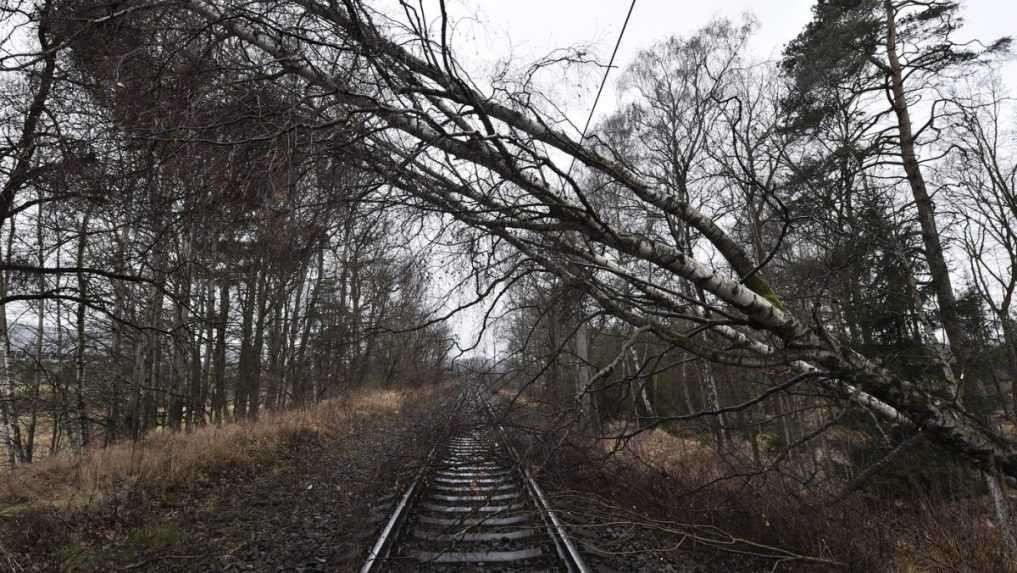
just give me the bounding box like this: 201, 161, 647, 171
0, 385, 433, 572
0, 388, 406, 510
583, 425, 1017, 572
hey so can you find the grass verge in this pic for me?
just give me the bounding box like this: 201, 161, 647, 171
498, 393, 1017, 572
0, 384, 450, 572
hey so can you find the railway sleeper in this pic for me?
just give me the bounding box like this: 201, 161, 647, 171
407, 547, 547, 563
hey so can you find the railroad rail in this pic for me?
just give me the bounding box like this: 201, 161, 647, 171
360, 387, 591, 572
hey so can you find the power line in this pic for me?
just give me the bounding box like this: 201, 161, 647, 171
567, 0, 637, 177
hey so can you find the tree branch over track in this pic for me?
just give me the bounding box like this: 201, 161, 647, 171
164, 0, 1017, 482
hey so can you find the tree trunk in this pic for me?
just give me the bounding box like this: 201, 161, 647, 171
292, 253, 323, 406
235, 265, 258, 419
187, 285, 204, 427
199, 281, 215, 425
73, 208, 92, 447
0, 329, 16, 466
574, 318, 598, 434
249, 270, 270, 419
25, 200, 47, 462
212, 280, 229, 424
0, 216, 22, 465
883, 2, 969, 378
265, 284, 285, 410
140, 246, 165, 434
701, 359, 727, 451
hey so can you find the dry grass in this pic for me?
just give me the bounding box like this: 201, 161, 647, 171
0, 387, 412, 513
589, 425, 1017, 572
601, 423, 725, 480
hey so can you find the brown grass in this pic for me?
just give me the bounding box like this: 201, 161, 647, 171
590, 426, 1017, 572
0, 387, 411, 513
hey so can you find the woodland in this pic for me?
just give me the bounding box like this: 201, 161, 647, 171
2, 0, 1017, 568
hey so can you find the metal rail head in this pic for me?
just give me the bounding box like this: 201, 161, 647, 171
359, 388, 470, 573
479, 392, 592, 573
360, 385, 591, 573
360, 438, 443, 573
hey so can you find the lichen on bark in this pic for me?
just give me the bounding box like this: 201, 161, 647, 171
743, 273, 785, 312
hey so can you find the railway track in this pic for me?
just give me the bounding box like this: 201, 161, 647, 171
361, 391, 590, 572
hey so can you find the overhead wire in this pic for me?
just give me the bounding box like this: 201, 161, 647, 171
566, 0, 638, 178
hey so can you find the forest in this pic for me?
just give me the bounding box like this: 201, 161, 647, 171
2, 0, 1017, 570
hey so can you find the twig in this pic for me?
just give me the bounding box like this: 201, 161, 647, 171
118, 553, 205, 571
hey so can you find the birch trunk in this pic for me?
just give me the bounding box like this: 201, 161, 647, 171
73, 208, 92, 447
211, 280, 229, 424
0, 218, 21, 465
574, 319, 598, 434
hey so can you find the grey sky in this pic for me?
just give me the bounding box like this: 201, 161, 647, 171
441, 0, 1016, 129
419, 0, 1016, 356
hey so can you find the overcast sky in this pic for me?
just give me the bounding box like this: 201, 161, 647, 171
436, 0, 1016, 131
413, 0, 1015, 356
